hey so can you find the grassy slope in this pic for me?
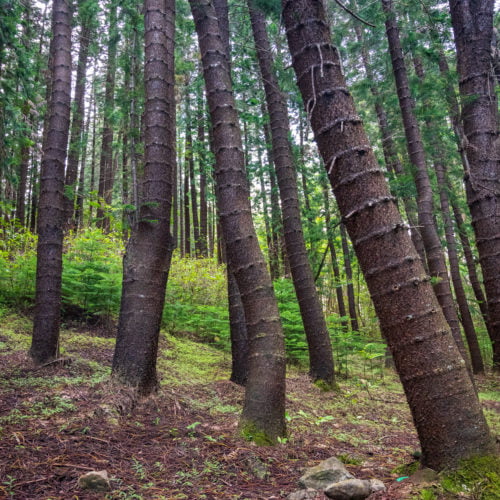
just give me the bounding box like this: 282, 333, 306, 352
0, 310, 498, 499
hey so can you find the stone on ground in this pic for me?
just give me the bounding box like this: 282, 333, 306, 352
287, 488, 319, 500
324, 478, 371, 500
299, 457, 354, 490
77, 470, 110, 491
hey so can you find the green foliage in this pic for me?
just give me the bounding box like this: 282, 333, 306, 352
440, 456, 500, 499
62, 228, 123, 320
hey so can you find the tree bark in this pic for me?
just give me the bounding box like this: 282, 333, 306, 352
381, 0, 470, 369
282, 0, 492, 469
448, 0, 500, 370
30, 0, 72, 365
64, 12, 90, 229
435, 162, 485, 373
197, 86, 208, 257
191, 0, 286, 442
112, 0, 176, 394
96, 0, 118, 231
340, 223, 359, 332
248, 3, 334, 385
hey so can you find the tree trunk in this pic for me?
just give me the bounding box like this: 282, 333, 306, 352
96, 0, 118, 231
451, 197, 494, 346
322, 182, 347, 328
340, 223, 359, 332
112, 0, 176, 394
191, 0, 286, 442
248, 3, 334, 385
30, 0, 72, 365
435, 162, 484, 373
381, 0, 470, 368
183, 127, 191, 256
189, 117, 200, 256
197, 86, 208, 257
448, 0, 500, 370
282, 0, 492, 470
64, 14, 90, 229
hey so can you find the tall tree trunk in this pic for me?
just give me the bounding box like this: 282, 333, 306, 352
30, 0, 72, 365
340, 223, 359, 332
191, 0, 286, 442
448, 0, 500, 370
322, 182, 347, 328
197, 87, 208, 257
64, 11, 90, 228
451, 197, 494, 346
96, 0, 118, 231
381, 0, 470, 368
112, 0, 175, 394
189, 121, 200, 256
249, 3, 334, 385
183, 130, 191, 256
75, 95, 91, 229
354, 25, 426, 268
435, 162, 484, 373
282, 0, 492, 469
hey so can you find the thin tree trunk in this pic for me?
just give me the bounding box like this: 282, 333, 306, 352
381, 0, 470, 368
112, 0, 176, 394
64, 13, 90, 229
75, 95, 92, 228
452, 200, 495, 352
249, 3, 334, 385
322, 182, 347, 328
30, 0, 72, 365
198, 86, 208, 257
282, 0, 492, 469
340, 223, 359, 332
189, 119, 200, 256
435, 162, 484, 373
96, 0, 118, 231
191, 0, 286, 442
183, 130, 191, 257
448, 0, 500, 370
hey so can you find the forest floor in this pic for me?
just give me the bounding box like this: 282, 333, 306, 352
0, 311, 498, 500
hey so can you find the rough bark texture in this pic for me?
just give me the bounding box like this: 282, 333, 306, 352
30, 0, 72, 365
248, 3, 334, 385
64, 17, 90, 228
435, 162, 484, 373
112, 0, 175, 394
282, 0, 492, 469
191, 0, 286, 442
448, 0, 500, 370
382, 0, 470, 368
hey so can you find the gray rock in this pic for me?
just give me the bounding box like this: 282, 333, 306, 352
324, 478, 371, 500
368, 479, 386, 493
287, 488, 319, 500
299, 457, 354, 490
78, 470, 110, 491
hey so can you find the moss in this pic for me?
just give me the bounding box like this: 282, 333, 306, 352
392, 460, 420, 476
313, 378, 340, 392
440, 455, 500, 499
239, 420, 278, 446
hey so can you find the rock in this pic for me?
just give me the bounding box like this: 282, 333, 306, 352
324, 478, 371, 500
409, 468, 439, 485
246, 456, 270, 480
368, 479, 386, 493
287, 488, 319, 500
299, 457, 354, 490
77, 470, 110, 491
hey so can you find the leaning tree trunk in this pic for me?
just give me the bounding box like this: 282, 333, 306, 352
435, 162, 484, 373
282, 0, 492, 470
381, 0, 470, 369
448, 0, 500, 370
111, 0, 176, 394
191, 0, 286, 443
248, 2, 334, 386
30, 0, 72, 365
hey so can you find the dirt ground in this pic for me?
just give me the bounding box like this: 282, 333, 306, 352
0, 318, 498, 499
